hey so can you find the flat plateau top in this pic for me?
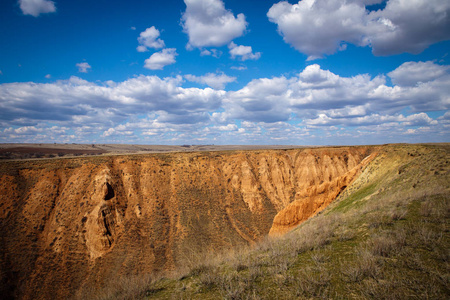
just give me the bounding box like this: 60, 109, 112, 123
1, 143, 447, 162
0, 143, 310, 161
0, 143, 305, 152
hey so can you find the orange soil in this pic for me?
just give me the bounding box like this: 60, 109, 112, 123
0, 146, 375, 299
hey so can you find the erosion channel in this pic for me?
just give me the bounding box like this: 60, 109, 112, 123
0, 146, 376, 299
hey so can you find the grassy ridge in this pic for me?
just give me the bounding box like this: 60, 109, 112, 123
85, 144, 449, 300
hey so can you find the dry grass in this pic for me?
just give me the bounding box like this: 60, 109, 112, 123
342, 248, 381, 283
420, 194, 450, 219
368, 232, 405, 257
74, 274, 157, 300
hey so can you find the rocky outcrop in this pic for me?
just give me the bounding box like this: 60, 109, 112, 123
269, 152, 375, 235
84, 171, 122, 259
0, 146, 375, 299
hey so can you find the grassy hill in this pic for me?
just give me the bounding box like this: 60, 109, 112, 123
86, 144, 449, 299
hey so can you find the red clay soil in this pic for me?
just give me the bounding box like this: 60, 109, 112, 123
0, 146, 377, 299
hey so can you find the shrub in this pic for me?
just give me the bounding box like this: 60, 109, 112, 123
342, 248, 380, 283
369, 233, 400, 257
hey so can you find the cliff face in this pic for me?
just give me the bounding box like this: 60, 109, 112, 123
0, 147, 374, 299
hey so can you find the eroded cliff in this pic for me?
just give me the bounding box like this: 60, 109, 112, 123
0, 147, 375, 299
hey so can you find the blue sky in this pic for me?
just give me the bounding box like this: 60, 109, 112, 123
0, 0, 449, 145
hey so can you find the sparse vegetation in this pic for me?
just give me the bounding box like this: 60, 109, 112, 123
86, 144, 449, 300
74, 274, 157, 300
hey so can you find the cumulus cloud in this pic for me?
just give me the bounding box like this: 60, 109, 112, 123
305, 112, 438, 127
268, 0, 450, 59
5, 125, 43, 135
388, 61, 450, 86
228, 42, 261, 61
1, 61, 448, 144
2, 125, 71, 143
144, 48, 177, 70
137, 26, 165, 52
181, 0, 247, 48
102, 127, 134, 138
101, 115, 215, 143
0, 75, 224, 129
224, 62, 450, 125
225, 76, 292, 122
185, 72, 236, 89
0, 76, 229, 143
368, 0, 450, 56
200, 49, 222, 58
216, 124, 238, 131
267, 0, 367, 59
19, 0, 56, 17
76, 62, 91, 73
292, 65, 386, 109
439, 111, 450, 120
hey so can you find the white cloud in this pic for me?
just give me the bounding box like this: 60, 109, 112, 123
137, 26, 165, 52
0, 75, 224, 129
388, 61, 450, 86
268, 0, 367, 59
136, 46, 148, 52
268, 0, 450, 59
230, 65, 247, 71
102, 127, 134, 138
226, 76, 292, 122
224, 62, 450, 125
368, 0, 450, 56
45, 74, 51, 79
102, 128, 115, 137
76, 62, 91, 73
0, 61, 448, 144
19, 0, 56, 17
402, 113, 438, 126
144, 48, 177, 70
185, 72, 236, 89
207, 124, 238, 131
200, 49, 222, 58
181, 0, 247, 48
228, 42, 261, 61
156, 111, 211, 124
439, 111, 450, 120
200, 49, 211, 56
5, 125, 43, 135
304, 112, 438, 127
218, 124, 238, 131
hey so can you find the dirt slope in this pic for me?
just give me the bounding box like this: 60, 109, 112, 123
0, 146, 374, 299
130, 144, 449, 300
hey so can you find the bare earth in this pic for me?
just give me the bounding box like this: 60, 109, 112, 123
0, 144, 372, 299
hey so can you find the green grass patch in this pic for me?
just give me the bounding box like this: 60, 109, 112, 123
331, 182, 378, 213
